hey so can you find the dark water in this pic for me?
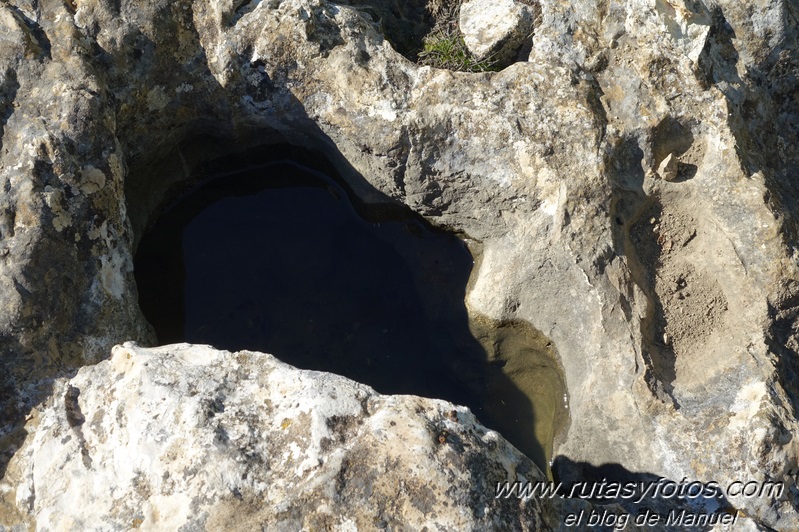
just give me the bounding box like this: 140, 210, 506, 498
134, 157, 566, 471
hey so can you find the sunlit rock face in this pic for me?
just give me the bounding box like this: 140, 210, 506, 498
0, 0, 797, 528
458, 0, 536, 64
2, 342, 577, 530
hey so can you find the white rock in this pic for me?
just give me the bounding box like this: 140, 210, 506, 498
0, 0, 798, 528
657, 153, 679, 181
459, 0, 535, 64
0, 342, 576, 530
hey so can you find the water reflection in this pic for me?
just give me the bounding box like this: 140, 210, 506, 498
134, 157, 566, 472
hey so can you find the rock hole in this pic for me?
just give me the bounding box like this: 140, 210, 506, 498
651, 116, 695, 169
133, 145, 567, 473
339, 0, 535, 71
338, 0, 435, 61
627, 195, 728, 403
627, 198, 678, 400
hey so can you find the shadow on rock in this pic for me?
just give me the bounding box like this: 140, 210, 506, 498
552, 456, 737, 530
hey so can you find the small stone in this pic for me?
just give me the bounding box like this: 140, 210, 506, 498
657, 153, 679, 181
459, 0, 535, 64
5, 344, 552, 529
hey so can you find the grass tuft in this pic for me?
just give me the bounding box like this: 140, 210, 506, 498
417, 29, 499, 72
416, 0, 500, 73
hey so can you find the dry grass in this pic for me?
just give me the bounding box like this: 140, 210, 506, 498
416, 0, 500, 72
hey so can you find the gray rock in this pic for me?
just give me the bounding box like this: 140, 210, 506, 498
0, 0, 795, 528
0, 342, 578, 530
657, 153, 679, 181
458, 0, 536, 64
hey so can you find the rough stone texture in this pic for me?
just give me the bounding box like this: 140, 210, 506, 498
0, 0, 795, 529
1, 342, 577, 530
656, 152, 678, 181
459, 0, 536, 63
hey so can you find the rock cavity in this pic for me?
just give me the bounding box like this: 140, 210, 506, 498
133, 147, 568, 473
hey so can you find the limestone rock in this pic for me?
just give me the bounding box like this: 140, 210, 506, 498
656, 153, 679, 181
459, 0, 535, 64
0, 343, 574, 530
0, 0, 795, 529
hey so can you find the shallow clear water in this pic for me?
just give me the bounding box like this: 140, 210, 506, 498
134, 158, 566, 472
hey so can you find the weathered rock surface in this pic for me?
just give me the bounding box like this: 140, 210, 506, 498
656, 152, 678, 181
1, 342, 574, 530
0, 0, 795, 529
459, 0, 536, 64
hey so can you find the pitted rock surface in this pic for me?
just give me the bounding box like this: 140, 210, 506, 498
2, 343, 578, 530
